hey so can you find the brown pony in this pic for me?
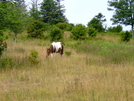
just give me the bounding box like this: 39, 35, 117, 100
46, 42, 64, 58
1, 41, 7, 50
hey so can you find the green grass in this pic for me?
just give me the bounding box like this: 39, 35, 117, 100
0, 31, 134, 101
77, 40, 134, 65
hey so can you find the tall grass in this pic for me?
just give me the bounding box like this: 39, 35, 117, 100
77, 40, 134, 66
0, 32, 134, 101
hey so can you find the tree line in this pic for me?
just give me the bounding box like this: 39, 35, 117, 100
0, 0, 134, 57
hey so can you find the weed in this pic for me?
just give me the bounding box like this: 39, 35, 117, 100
65, 51, 71, 56
28, 50, 40, 65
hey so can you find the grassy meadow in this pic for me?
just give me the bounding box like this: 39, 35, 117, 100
0, 32, 134, 101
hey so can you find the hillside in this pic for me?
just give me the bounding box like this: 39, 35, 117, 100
0, 32, 134, 101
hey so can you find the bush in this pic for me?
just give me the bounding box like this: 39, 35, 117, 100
66, 23, 74, 31
107, 25, 122, 33
87, 27, 97, 37
65, 51, 71, 56
50, 25, 63, 41
27, 20, 45, 39
71, 24, 87, 40
0, 57, 13, 69
56, 23, 68, 30
120, 31, 131, 42
28, 50, 40, 65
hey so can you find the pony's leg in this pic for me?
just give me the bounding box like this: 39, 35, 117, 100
50, 53, 53, 58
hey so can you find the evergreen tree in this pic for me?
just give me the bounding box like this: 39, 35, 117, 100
29, 1, 40, 20
108, 0, 134, 37
95, 13, 106, 23
14, 0, 25, 7
40, 0, 66, 25
87, 13, 106, 32
0, 1, 30, 43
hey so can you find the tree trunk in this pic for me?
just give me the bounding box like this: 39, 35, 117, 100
132, 25, 134, 38
14, 33, 17, 43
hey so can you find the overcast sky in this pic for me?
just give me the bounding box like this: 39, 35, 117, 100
62, 0, 131, 31
26, 0, 131, 31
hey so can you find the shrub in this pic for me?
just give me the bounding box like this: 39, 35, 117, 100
65, 51, 71, 56
87, 27, 97, 37
107, 25, 122, 33
27, 20, 45, 39
71, 24, 87, 40
56, 23, 68, 30
0, 57, 13, 69
120, 31, 131, 42
66, 23, 74, 31
28, 50, 40, 65
50, 25, 63, 41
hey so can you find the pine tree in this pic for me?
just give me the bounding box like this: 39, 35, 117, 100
87, 13, 106, 32
108, 0, 134, 37
29, 0, 40, 20
40, 0, 66, 25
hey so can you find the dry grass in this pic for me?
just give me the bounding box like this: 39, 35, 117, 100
0, 33, 134, 101
96, 34, 120, 43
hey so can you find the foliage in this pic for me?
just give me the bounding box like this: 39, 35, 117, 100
87, 27, 97, 37
95, 13, 106, 23
40, 0, 67, 25
29, 3, 40, 20
27, 20, 45, 39
71, 24, 87, 40
108, 0, 134, 37
13, 0, 26, 7
107, 25, 123, 33
65, 51, 71, 56
0, 1, 11, 30
56, 22, 68, 30
28, 50, 39, 65
87, 13, 106, 32
120, 31, 131, 42
0, 31, 4, 57
50, 25, 63, 41
0, 57, 13, 69
66, 23, 74, 31
0, 1, 31, 43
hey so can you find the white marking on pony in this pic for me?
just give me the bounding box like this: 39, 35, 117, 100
52, 42, 62, 52
46, 42, 64, 58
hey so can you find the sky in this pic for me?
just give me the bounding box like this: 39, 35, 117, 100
62, 0, 131, 31
26, 0, 131, 31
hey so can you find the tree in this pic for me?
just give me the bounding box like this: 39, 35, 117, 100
40, 0, 67, 25
87, 13, 106, 32
95, 13, 106, 23
108, 0, 134, 37
8, 3, 30, 42
13, 0, 25, 7
29, 0, 40, 20
0, 1, 31, 43
0, 1, 10, 56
